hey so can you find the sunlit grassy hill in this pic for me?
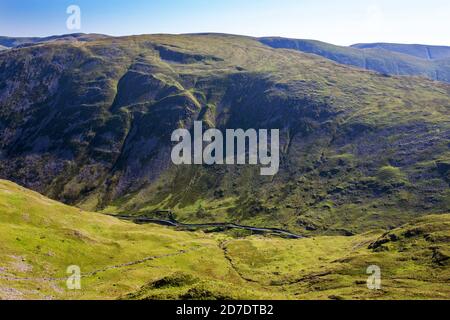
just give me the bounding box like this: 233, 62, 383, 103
0, 180, 448, 300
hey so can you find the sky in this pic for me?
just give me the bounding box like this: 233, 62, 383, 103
0, 0, 449, 46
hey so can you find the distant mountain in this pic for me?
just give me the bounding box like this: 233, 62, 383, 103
0, 36, 41, 48
0, 33, 109, 49
259, 37, 450, 82
0, 33, 449, 234
352, 43, 450, 60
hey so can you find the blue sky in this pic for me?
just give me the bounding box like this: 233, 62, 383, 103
0, 0, 449, 45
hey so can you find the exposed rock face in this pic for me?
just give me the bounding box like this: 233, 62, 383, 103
0, 34, 449, 232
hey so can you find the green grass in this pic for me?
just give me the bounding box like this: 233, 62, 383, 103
0, 180, 448, 300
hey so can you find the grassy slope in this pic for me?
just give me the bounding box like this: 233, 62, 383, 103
0, 180, 448, 300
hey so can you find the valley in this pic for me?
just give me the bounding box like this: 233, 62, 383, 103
0, 34, 449, 236
0, 33, 449, 301
0, 180, 448, 300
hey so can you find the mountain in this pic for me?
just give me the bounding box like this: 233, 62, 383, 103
0, 33, 449, 235
0, 33, 109, 49
352, 43, 450, 60
0, 36, 43, 48
259, 37, 450, 82
0, 179, 448, 300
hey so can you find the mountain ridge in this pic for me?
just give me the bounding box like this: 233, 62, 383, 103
0, 33, 449, 235
351, 42, 450, 60
3, 32, 450, 82
259, 37, 450, 82
0, 33, 110, 49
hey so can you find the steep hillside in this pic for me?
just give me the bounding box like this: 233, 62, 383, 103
352, 43, 450, 60
260, 37, 450, 82
0, 34, 449, 234
0, 180, 448, 300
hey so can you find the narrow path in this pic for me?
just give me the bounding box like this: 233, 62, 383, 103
217, 240, 331, 287
0, 246, 205, 282
219, 240, 258, 284
111, 215, 305, 239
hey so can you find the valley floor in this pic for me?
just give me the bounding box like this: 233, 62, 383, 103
0, 180, 448, 300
